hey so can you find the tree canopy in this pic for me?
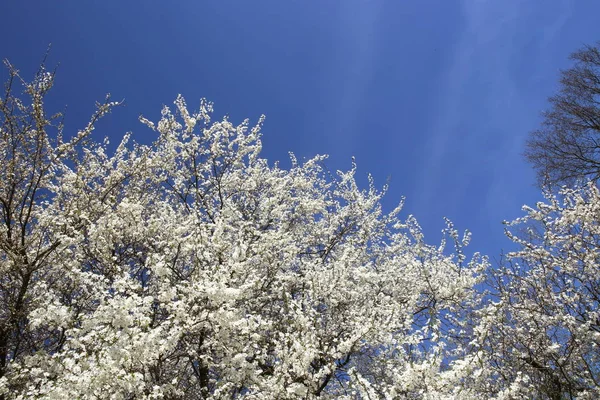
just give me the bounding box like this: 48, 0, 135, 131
0, 60, 488, 399
2, 56, 600, 399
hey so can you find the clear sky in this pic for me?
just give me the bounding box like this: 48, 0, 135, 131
2, 1, 600, 259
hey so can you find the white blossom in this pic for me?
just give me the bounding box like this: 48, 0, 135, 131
0, 89, 486, 398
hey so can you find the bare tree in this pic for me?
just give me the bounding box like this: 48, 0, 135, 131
526, 42, 600, 187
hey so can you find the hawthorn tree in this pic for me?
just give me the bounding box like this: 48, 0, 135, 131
526, 42, 600, 188
0, 62, 487, 399
476, 184, 600, 399
0, 59, 118, 387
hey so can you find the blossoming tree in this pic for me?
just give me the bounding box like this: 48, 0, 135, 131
476, 184, 600, 400
0, 61, 486, 399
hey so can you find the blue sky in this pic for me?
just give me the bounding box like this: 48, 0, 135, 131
2, 1, 600, 259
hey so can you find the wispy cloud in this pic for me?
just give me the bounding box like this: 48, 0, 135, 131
327, 2, 382, 155
414, 0, 572, 230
